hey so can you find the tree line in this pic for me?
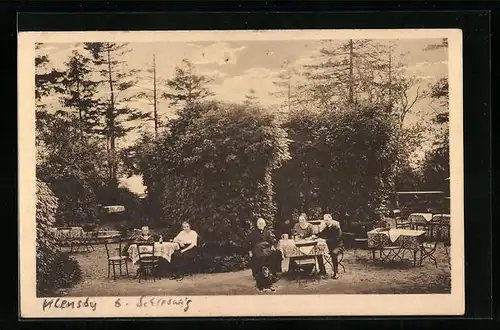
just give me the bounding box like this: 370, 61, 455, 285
35, 40, 449, 245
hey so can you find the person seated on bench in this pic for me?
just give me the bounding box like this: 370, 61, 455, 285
169, 221, 198, 279
248, 218, 282, 284
317, 213, 344, 279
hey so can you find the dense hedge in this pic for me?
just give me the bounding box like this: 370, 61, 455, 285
134, 101, 290, 250
36, 179, 82, 296
275, 105, 405, 226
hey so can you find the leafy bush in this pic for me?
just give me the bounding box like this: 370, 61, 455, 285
275, 105, 406, 226
193, 251, 250, 273
36, 179, 82, 296
36, 113, 108, 227
130, 101, 290, 251
191, 241, 250, 274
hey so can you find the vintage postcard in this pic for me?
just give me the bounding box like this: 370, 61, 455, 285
18, 29, 464, 317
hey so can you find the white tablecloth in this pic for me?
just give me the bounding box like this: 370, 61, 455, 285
432, 214, 451, 223
52, 227, 84, 239
408, 213, 433, 224
277, 239, 329, 272
127, 242, 179, 263
367, 228, 425, 251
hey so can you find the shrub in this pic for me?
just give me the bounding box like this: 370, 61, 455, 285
275, 105, 405, 225
36, 179, 82, 296
38, 252, 82, 293
134, 101, 291, 251
192, 244, 250, 274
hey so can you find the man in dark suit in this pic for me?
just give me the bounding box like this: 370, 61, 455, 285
248, 218, 282, 280
317, 213, 344, 279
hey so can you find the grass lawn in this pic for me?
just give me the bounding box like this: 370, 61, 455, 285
54, 243, 451, 296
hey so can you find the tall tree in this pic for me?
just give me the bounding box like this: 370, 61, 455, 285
303, 39, 383, 108
84, 42, 150, 189
137, 54, 161, 137
303, 39, 423, 127
59, 48, 101, 133
162, 59, 214, 110
270, 60, 307, 113
35, 43, 64, 107
421, 77, 449, 190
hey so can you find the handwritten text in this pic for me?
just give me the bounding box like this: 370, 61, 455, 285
42, 297, 97, 312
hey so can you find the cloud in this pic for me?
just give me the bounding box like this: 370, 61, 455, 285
198, 67, 230, 80
293, 49, 323, 68
412, 60, 448, 69
240, 67, 277, 79
186, 42, 203, 49
190, 42, 247, 66
212, 67, 281, 104
416, 75, 434, 81
406, 60, 448, 79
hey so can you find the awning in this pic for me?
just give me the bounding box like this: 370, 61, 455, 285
102, 205, 126, 213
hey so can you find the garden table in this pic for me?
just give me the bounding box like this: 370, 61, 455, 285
127, 242, 180, 264
408, 213, 433, 230
52, 226, 84, 239
277, 238, 329, 273
52, 227, 86, 252
367, 228, 426, 266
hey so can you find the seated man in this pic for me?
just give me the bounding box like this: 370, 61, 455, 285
317, 213, 344, 279
169, 221, 198, 279
248, 218, 283, 284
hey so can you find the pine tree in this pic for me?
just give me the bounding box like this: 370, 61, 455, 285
59, 48, 101, 133
83, 42, 150, 189
304, 39, 383, 108
35, 43, 64, 107
162, 59, 214, 110
270, 60, 306, 113
136, 54, 160, 137
303, 39, 423, 127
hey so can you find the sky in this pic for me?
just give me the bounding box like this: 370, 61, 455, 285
37, 38, 448, 194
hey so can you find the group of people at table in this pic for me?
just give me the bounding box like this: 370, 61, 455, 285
128, 213, 343, 290
131, 221, 198, 280
248, 213, 343, 291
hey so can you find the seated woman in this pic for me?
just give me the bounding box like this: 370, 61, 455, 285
292, 214, 314, 239
248, 218, 282, 290
169, 221, 198, 279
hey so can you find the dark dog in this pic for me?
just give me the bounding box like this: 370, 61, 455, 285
255, 266, 278, 291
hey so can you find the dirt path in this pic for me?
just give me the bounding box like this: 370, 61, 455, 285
56, 244, 451, 296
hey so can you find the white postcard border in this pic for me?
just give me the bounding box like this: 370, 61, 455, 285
18, 29, 464, 318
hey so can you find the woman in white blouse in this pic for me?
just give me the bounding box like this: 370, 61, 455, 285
170, 221, 198, 279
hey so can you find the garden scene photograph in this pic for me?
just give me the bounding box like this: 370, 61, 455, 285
33, 35, 452, 297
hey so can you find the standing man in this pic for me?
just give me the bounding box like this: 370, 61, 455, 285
317, 213, 344, 279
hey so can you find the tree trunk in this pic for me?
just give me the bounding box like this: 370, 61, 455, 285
388, 43, 393, 108
348, 39, 354, 104
153, 54, 158, 137
106, 46, 118, 189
